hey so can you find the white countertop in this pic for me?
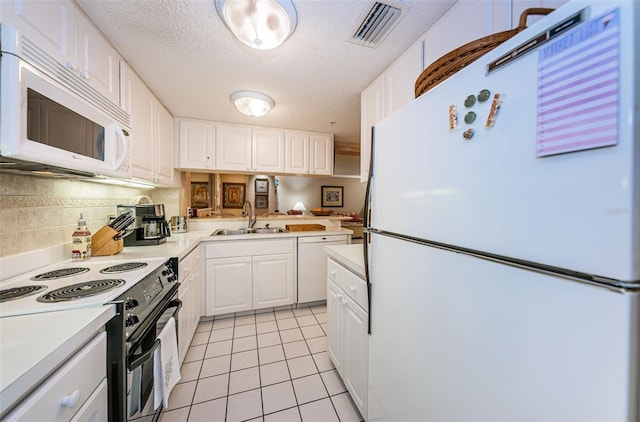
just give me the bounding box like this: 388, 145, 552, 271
325, 244, 365, 278
0, 305, 115, 417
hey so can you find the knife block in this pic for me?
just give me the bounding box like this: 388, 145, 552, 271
91, 226, 123, 256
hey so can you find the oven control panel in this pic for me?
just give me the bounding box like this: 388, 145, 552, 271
118, 258, 178, 339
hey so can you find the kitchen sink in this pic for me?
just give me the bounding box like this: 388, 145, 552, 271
211, 227, 288, 236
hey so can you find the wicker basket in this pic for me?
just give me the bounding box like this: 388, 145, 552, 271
415, 8, 553, 98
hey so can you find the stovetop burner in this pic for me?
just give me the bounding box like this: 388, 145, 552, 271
0, 285, 48, 302
37, 279, 126, 303
100, 262, 148, 274
30, 267, 90, 281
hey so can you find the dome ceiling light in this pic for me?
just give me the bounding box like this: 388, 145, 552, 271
215, 0, 298, 50
230, 91, 275, 117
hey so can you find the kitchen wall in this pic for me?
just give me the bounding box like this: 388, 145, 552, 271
0, 173, 180, 258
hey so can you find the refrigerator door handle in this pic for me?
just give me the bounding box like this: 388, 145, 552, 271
363, 126, 375, 334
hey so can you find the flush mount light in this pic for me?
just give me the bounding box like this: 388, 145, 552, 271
230, 91, 275, 117
215, 0, 298, 50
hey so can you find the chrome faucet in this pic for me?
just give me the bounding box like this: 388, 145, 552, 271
242, 201, 256, 228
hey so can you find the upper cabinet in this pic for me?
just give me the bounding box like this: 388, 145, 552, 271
177, 119, 333, 176
216, 124, 252, 172
178, 119, 215, 170
284, 131, 333, 176
252, 128, 285, 173
309, 133, 333, 176
121, 63, 178, 186
1, 0, 120, 106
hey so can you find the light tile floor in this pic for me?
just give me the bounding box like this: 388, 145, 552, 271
160, 305, 364, 422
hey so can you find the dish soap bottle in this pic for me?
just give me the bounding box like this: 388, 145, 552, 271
71, 213, 91, 261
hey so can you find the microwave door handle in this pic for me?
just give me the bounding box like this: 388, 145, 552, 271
113, 125, 129, 170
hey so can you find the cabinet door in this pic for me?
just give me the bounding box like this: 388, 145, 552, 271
127, 68, 156, 181
252, 128, 285, 173
284, 130, 310, 174
178, 279, 192, 361
326, 279, 344, 374
178, 119, 214, 169
74, 10, 119, 105
360, 74, 385, 182
205, 257, 252, 316
253, 254, 294, 309
155, 102, 178, 186
216, 124, 252, 171
343, 294, 369, 419
0, 0, 74, 68
189, 267, 201, 337
309, 133, 333, 175
385, 41, 423, 116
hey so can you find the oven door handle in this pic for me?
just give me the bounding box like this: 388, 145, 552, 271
129, 339, 160, 370
127, 286, 181, 348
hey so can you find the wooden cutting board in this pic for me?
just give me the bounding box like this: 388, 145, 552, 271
285, 224, 326, 232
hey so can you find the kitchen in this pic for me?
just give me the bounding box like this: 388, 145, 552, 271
2, 0, 639, 421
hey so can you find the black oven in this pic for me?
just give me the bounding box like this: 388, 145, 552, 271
106, 258, 180, 422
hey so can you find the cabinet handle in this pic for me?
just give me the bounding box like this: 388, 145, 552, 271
342, 297, 347, 305
350, 286, 357, 292
336, 293, 342, 299
79, 71, 89, 80
330, 270, 336, 277
66, 62, 77, 71
60, 390, 81, 408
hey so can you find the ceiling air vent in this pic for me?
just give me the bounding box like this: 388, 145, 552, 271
348, 0, 409, 48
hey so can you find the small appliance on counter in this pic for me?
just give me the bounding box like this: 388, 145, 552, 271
117, 204, 171, 246
170, 216, 188, 233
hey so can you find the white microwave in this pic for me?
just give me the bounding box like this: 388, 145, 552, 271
0, 25, 132, 179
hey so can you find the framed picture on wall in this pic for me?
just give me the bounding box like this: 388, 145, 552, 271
255, 178, 269, 194
191, 182, 210, 208
223, 183, 246, 208
255, 195, 268, 209
321, 186, 344, 207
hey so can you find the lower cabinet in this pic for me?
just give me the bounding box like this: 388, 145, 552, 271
326, 258, 368, 419
204, 239, 296, 316
178, 247, 201, 363
5, 332, 107, 421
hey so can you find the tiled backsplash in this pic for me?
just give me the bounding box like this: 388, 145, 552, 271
0, 173, 180, 258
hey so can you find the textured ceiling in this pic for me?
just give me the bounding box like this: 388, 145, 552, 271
76, 0, 455, 145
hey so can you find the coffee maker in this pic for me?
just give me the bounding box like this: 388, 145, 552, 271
117, 204, 171, 246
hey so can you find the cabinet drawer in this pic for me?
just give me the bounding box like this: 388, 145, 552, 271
179, 247, 201, 281
206, 239, 294, 259
7, 332, 106, 421
327, 258, 342, 283
338, 268, 368, 311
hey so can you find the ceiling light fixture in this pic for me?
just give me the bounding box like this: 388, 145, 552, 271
230, 90, 275, 117
215, 0, 298, 50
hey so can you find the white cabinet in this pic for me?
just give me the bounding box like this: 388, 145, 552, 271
385, 41, 424, 117
285, 131, 333, 176
421, 0, 511, 68
216, 124, 252, 172
204, 239, 296, 316
252, 128, 285, 173
178, 247, 202, 363
360, 74, 385, 183
205, 256, 253, 315
177, 119, 215, 170
326, 258, 368, 419
284, 130, 310, 174
253, 254, 294, 308
5, 332, 107, 421
121, 63, 178, 186
1, 0, 119, 105
309, 133, 333, 175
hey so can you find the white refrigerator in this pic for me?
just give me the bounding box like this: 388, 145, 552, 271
364, 1, 639, 420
